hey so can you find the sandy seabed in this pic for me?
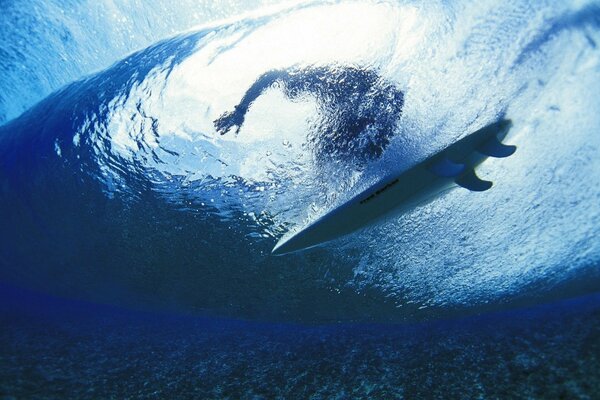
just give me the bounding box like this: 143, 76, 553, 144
1, 286, 599, 399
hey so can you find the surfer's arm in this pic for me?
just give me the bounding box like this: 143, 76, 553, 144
214, 70, 290, 135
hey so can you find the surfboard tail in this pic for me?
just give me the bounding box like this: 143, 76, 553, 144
426, 119, 515, 192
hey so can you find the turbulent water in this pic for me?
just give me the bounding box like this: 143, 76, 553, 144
1, 0, 599, 323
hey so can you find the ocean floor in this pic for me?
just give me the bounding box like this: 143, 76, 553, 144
1, 285, 599, 399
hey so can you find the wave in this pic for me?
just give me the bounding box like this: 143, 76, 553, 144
0, 0, 287, 125
0, 0, 599, 323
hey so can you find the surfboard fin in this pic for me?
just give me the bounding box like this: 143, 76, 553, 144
477, 136, 516, 158
456, 169, 492, 192
428, 156, 466, 178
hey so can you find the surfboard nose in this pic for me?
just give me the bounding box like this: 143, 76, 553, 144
272, 225, 325, 255
271, 234, 305, 256
271, 240, 290, 256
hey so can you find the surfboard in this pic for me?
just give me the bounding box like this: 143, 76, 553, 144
272, 119, 515, 255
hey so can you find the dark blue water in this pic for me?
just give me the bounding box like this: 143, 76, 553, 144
1, 284, 599, 398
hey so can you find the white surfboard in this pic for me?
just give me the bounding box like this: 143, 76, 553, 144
272, 119, 515, 255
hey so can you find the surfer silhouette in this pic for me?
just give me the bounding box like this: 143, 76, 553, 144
214, 65, 404, 163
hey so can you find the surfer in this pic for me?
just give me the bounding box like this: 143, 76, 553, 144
214, 65, 404, 164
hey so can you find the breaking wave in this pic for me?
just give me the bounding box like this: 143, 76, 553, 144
0, 0, 599, 322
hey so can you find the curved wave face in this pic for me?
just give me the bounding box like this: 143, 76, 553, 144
1, 0, 599, 323
0, 0, 283, 125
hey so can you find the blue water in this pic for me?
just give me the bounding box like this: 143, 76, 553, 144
1, 0, 599, 397
1, 284, 599, 398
